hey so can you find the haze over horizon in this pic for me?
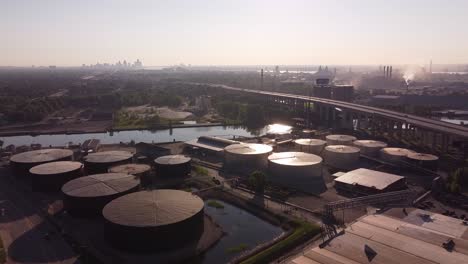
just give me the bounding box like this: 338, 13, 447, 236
2, 0, 468, 67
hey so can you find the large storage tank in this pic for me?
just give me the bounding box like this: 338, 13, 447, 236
10, 149, 73, 177
326, 134, 357, 146
353, 140, 388, 157
224, 143, 273, 173
268, 152, 323, 193
109, 163, 152, 187
294, 139, 326, 155
29, 161, 83, 192
61, 173, 140, 217
323, 145, 360, 170
84, 151, 133, 174
380, 148, 415, 163
406, 152, 439, 171
103, 190, 204, 252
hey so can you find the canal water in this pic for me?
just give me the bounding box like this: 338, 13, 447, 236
0, 125, 266, 147
200, 200, 283, 264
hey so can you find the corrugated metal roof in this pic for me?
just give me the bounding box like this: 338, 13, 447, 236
11, 149, 73, 163
334, 168, 404, 190
62, 173, 139, 198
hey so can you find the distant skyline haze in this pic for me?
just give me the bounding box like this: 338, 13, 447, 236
2, 0, 468, 66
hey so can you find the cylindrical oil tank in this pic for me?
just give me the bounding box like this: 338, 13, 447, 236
380, 147, 415, 163
353, 140, 388, 157
103, 190, 204, 252
323, 145, 360, 170
154, 155, 191, 177
224, 143, 273, 173
84, 151, 133, 174
294, 139, 326, 155
268, 152, 323, 193
61, 173, 140, 217
300, 129, 315, 138
109, 163, 152, 187
29, 161, 83, 192
406, 152, 439, 171
10, 149, 73, 177
326, 134, 357, 146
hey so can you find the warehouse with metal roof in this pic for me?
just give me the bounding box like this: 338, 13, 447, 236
334, 168, 406, 194
185, 136, 240, 154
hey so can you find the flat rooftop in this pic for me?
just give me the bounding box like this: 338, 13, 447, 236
289, 208, 468, 264
334, 168, 405, 191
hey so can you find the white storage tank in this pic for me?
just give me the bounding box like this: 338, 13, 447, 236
326, 134, 356, 145
268, 152, 323, 194
353, 140, 388, 157
380, 147, 415, 163
406, 152, 439, 171
323, 145, 360, 170
224, 143, 273, 173
294, 139, 326, 155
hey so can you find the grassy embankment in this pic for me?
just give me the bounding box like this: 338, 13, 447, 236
240, 220, 320, 264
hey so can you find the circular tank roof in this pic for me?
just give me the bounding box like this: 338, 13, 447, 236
295, 138, 326, 146
326, 134, 357, 142
353, 140, 387, 148
84, 151, 133, 164
10, 149, 73, 164
30, 161, 82, 175
225, 143, 273, 155
62, 173, 139, 198
325, 145, 360, 153
154, 155, 191, 165
109, 164, 151, 175
381, 147, 414, 157
268, 152, 322, 166
407, 152, 439, 161
103, 190, 204, 227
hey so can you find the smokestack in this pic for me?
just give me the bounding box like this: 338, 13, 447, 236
260, 68, 264, 90
390, 66, 392, 78
383, 66, 386, 77
429, 60, 432, 74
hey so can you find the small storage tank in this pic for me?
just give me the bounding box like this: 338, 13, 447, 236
406, 152, 439, 171
300, 129, 316, 138
61, 173, 140, 217
10, 149, 74, 177
109, 163, 152, 187
353, 140, 388, 157
29, 161, 83, 192
294, 139, 326, 155
154, 155, 191, 178
224, 143, 273, 173
323, 145, 360, 170
103, 190, 204, 252
380, 147, 415, 163
326, 134, 357, 145
84, 151, 133, 174
268, 152, 323, 193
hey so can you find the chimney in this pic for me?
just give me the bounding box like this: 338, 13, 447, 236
260, 69, 264, 90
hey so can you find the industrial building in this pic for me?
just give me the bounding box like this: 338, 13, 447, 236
294, 138, 326, 155
84, 150, 133, 174
184, 136, 240, 155
135, 142, 171, 162
29, 161, 83, 192
353, 139, 388, 157
224, 143, 273, 173
323, 145, 360, 170
406, 152, 439, 171
109, 163, 152, 186
102, 190, 204, 251
289, 209, 468, 264
331, 85, 354, 102
10, 148, 74, 177
325, 134, 356, 145
380, 147, 415, 163
268, 152, 324, 194
61, 173, 140, 217
334, 168, 406, 194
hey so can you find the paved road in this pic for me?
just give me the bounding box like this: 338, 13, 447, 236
0, 168, 78, 264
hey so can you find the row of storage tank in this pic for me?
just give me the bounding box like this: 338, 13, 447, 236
9, 148, 202, 251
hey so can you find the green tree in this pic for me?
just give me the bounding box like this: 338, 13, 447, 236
248, 171, 266, 193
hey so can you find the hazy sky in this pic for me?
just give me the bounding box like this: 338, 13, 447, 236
2, 0, 468, 66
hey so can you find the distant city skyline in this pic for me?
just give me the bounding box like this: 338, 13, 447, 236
2, 0, 468, 67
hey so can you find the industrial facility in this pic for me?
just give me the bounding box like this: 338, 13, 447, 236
84, 150, 133, 174
10, 148, 74, 177
294, 138, 326, 154
323, 145, 360, 170
102, 190, 205, 251
224, 143, 273, 173
268, 152, 324, 194
325, 134, 357, 145
29, 161, 83, 192
61, 173, 140, 217
109, 163, 152, 186
353, 139, 388, 157
185, 136, 240, 155
334, 168, 406, 194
